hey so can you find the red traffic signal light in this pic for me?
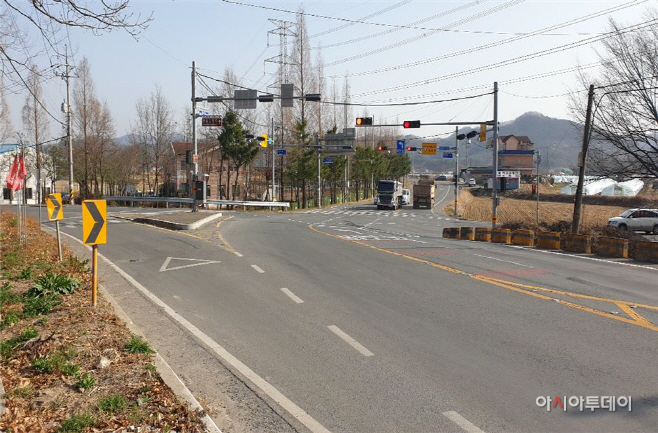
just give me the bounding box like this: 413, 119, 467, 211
403, 120, 421, 128
406, 146, 418, 152
356, 117, 373, 126
378, 145, 388, 151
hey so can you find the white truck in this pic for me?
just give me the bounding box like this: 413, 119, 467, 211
376, 180, 403, 210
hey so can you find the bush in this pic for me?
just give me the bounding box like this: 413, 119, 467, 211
27, 273, 79, 298
62, 255, 89, 274
19, 266, 33, 280
124, 335, 154, 354
32, 353, 78, 376
75, 372, 95, 390
0, 283, 20, 307
21, 294, 61, 317
97, 394, 127, 414
0, 312, 19, 329
58, 413, 94, 432
0, 328, 37, 359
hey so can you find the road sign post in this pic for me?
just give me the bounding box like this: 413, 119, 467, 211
82, 200, 107, 307
46, 193, 63, 261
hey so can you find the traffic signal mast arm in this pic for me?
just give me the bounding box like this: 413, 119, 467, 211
355, 119, 496, 127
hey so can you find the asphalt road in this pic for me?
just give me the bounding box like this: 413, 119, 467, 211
5, 189, 658, 433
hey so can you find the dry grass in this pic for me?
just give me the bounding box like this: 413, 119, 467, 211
448, 189, 628, 231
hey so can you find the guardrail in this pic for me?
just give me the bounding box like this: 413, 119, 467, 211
102, 196, 290, 208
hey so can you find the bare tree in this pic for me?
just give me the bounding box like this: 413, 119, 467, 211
292, 7, 316, 129
22, 65, 50, 203
573, 13, 658, 179
0, 76, 13, 143
72, 57, 97, 198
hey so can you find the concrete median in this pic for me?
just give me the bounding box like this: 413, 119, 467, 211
632, 240, 658, 263
474, 227, 492, 242
459, 227, 475, 241
442, 228, 450, 238
565, 234, 592, 254
492, 228, 512, 244
537, 231, 561, 250
448, 227, 460, 239
512, 230, 535, 247
595, 237, 629, 258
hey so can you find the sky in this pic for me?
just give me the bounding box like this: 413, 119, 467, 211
5, 0, 651, 142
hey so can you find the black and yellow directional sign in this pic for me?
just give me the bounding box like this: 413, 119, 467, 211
46, 193, 63, 221
82, 200, 106, 245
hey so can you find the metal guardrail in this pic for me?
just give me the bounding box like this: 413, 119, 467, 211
102, 196, 289, 208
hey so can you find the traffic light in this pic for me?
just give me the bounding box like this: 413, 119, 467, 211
479, 124, 487, 141
403, 120, 421, 128
356, 117, 373, 126
378, 145, 388, 151
185, 150, 192, 164
406, 146, 418, 152
260, 133, 268, 148
466, 130, 478, 140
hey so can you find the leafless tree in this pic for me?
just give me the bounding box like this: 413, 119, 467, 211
72, 57, 96, 198
0, 76, 13, 143
22, 65, 49, 203
572, 13, 658, 180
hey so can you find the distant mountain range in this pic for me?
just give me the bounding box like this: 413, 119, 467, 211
405, 111, 583, 174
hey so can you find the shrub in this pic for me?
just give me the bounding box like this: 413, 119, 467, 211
75, 372, 95, 390
19, 266, 33, 280
0, 328, 38, 359
58, 413, 94, 432
97, 394, 128, 414
32, 352, 78, 375
0, 312, 19, 329
27, 273, 79, 298
0, 283, 20, 307
21, 294, 61, 317
124, 335, 154, 354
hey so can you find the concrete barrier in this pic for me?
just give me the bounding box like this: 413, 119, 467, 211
537, 231, 561, 249
492, 228, 512, 244
633, 240, 658, 263
448, 227, 460, 239
474, 227, 492, 242
442, 228, 450, 238
512, 229, 535, 247
459, 227, 475, 241
595, 237, 629, 258
565, 234, 592, 254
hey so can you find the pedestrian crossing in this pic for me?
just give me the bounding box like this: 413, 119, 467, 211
303, 209, 452, 220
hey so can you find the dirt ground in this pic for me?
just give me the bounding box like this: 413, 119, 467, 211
0, 212, 204, 432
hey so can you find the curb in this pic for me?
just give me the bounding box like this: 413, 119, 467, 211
99, 283, 222, 433
0, 370, 5, 419
115, 212, 223, 230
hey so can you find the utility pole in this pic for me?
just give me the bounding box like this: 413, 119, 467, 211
316, 134, 321, 208
454, 125, 459, 218
191, 61, 199, 212
536, 150, 540, 228
491, 81, 499, 228
64, 48, 74, 204
271, 117, 275, 202
572, 84, 595, 234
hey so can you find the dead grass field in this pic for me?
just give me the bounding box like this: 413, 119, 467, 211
446, 189, 629, 231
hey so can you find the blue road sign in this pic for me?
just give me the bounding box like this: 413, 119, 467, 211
438, 146, 450, 151
322, 157, 334, 164
442, 152, 453, 159
276, 149, 287, 156
396, 140, 405, 155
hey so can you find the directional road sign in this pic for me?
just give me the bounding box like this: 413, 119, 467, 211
276, 149, 287, 156
322, 157, 334, 164
82, 200, 107, 245
438, 146, 450, 151
396, 140, 405, 155
422, 143, 437, 155
201, 116, 222, 127
46, 193, 63, 221
442, 152, 453, 159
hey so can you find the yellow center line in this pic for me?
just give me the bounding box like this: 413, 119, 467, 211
215, 216, 236, 253
309, 223, 658, 333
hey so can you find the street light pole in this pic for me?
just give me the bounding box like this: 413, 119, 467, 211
492, 81, 499, 228
191, 61, 199, 212
454, 125, 459, 218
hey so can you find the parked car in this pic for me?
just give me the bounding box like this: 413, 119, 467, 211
436, 175, 447, 181
468, 178, 476, 186
607, 209, 658, 234
402, 188, 411, 205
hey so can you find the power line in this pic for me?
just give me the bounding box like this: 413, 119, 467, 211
220, 0, 607, 37
353, 18, 658, 97
330, 0, 646, 77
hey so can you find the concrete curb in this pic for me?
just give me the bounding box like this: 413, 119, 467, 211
98, 283, 222, 433
114, 212, 223, 230
0, 370, 5, 419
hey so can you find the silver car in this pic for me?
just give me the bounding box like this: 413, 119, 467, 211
607, 209, 658, 234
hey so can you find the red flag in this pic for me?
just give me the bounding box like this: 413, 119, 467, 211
5, 155, 18, 190
9, 155, 27, 192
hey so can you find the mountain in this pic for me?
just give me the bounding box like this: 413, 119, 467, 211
406, 111, 582, 174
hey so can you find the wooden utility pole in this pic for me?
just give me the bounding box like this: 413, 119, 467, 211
572, 84, 595, 234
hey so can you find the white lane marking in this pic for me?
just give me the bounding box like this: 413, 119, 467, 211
281, 288, 304, 304
472, 253, 534, 268
58, 231, 330, 433
443, 411, 485, 433
251, 264, 265, 273
234, 251, 243, 257
364, 217, 382, 228
505, 245, 658, 271
431, 185, 452, 215
327, 325, 374, 357
159, 257, 222, 272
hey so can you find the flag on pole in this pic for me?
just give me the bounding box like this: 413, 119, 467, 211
5, 155, 18, 190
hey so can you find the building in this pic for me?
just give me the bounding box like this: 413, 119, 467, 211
1, 144, 55, 205
497, 135, 535, 177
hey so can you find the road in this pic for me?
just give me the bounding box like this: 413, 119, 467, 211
5, 184, 658, 432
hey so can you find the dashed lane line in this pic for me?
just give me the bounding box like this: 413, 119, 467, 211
234, 251, 243, 257
281, 288, 304, 304
327, 325, 374, 357
472, 253, 534, 268
251, 264, 265, 274
443, 411, 486, 433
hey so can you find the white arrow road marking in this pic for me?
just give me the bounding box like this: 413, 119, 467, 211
159, 257, 221, 272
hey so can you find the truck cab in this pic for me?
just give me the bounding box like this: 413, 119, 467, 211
377, 180, 403, 210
